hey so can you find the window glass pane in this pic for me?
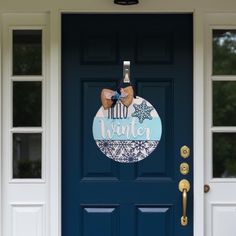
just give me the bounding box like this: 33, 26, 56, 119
13, 133, 42, 178
13, 30, 42, 75
213, 30, 236, 75
213, 133, 236, 178
213, 81, 236, 126
13, 82, 42, 127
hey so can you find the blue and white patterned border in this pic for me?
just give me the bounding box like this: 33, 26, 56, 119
96, 140, 159, 163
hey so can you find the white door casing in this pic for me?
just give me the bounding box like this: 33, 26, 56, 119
204, 13, 236, 236
2, 9, 236, 236
0, 10, 206, 236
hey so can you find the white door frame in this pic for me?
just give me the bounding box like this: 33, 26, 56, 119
49, 10, 205, 236
0, 9, 205, 236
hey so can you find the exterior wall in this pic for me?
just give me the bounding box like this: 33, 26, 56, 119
0, 0, 236, 12
0, 1, 236, 236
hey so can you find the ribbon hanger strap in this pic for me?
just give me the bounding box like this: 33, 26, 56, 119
101, 61, 134, 110
101, 86, 134, 109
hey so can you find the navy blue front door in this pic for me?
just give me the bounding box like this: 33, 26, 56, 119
62, 14, 193, 236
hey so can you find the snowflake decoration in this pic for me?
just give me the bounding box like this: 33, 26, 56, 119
115, 141, 131, 156
131, 100, 154, 123
131, 140, 146, 152
121, 152, 140, 163
96, 140, 115, 157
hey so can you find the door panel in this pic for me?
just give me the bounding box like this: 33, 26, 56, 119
62, 14, 193, 236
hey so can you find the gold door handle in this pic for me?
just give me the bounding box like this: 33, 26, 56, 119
179, 179, 190, 226
181, 189, 188, 226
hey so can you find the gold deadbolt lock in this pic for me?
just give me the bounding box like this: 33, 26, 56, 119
180, 145, 190, 158
179, 179, 190, 226
180, 163, 189, 175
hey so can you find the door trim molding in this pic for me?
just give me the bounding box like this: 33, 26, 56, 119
193, 10, 205, 236
49, 10, 62, 236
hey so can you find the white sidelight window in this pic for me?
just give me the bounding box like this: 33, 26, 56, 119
205, 14, 236, 236
211, 30, 236, 178
2, 14, 49, 236
12, 29, 44, 181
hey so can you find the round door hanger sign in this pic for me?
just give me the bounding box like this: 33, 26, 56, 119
92, 96, 162, 163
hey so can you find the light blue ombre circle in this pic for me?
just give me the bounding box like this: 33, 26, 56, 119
93, 117, 162, 141
92, 96, 162, 163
